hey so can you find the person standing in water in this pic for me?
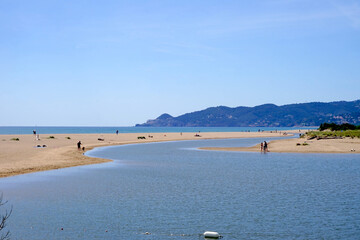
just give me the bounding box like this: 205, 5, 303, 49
264, 141, 268, 152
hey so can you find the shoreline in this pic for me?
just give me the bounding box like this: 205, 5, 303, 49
3, 129, 358, 179
200, 137, 360, 154
0, 131, 294, 178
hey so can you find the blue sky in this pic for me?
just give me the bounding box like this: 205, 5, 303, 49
1, 0, 359, 126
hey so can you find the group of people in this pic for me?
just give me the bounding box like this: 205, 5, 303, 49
260, 141, 268, 152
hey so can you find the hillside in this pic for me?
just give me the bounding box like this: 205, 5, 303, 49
136, 100, 360, 127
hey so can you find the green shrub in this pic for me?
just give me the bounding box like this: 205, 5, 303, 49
319, 122, 359, 131
10, 138, 19, 141
48, 136, 55, 139
306, 130, 360, 139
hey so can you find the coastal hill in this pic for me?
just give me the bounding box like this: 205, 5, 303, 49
136, 100, 360, 127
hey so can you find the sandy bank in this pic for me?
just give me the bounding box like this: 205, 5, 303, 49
200, 137, 360, 154
0, 131, 291, 178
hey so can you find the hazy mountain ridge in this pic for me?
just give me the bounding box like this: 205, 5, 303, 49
136, 100, 360, 127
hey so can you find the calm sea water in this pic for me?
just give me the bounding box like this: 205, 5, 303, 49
1, 137, 359, 239
0, 126, 315, 135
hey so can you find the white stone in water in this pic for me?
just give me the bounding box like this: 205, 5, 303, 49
203, 231, 221, 238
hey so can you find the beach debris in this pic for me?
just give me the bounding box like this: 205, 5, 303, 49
10, 138, 20, 141
35, 145, 47, 148
203, 231, 222, 239
316, 136, 343, 140
137, 136, 146, 139
351, 149, 356, 152
98, 138, 105, 141
144, 232, 151, 235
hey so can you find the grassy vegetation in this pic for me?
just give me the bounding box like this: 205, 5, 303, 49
304, 122, 360, 139
306, 130, 360, 139
48, 136, 55, 139
10, 138, 20, 141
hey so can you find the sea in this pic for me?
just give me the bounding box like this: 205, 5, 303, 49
1, 127, 359, 239
0, 126, 315, 135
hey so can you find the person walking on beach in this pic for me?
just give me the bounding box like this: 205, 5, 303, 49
264, 141, 268, 152
260, 142, 264, 152
116, 130, 119, 135
77, 141, 82, 150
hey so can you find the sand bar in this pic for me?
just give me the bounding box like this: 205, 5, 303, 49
0, 131, 292, 178
201, 136, 360, 154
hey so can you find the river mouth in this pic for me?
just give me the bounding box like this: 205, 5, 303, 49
1, 137, 359, 239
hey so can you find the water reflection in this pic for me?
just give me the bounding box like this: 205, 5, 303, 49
1, 137, 359, 240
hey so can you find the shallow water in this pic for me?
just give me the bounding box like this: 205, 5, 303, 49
1, 138, 360, 239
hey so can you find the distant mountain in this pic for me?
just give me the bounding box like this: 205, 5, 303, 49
136, 100, 360, 127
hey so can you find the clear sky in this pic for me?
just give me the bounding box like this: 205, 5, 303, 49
1, 0, 359, 126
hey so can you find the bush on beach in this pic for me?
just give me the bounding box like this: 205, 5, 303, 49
302, 123, 360, 139
319, 123, 360, 131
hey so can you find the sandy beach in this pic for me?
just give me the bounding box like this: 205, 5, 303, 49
0, 131, 290, 178
201, 136, 360, 154
2, 129, 358, 178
